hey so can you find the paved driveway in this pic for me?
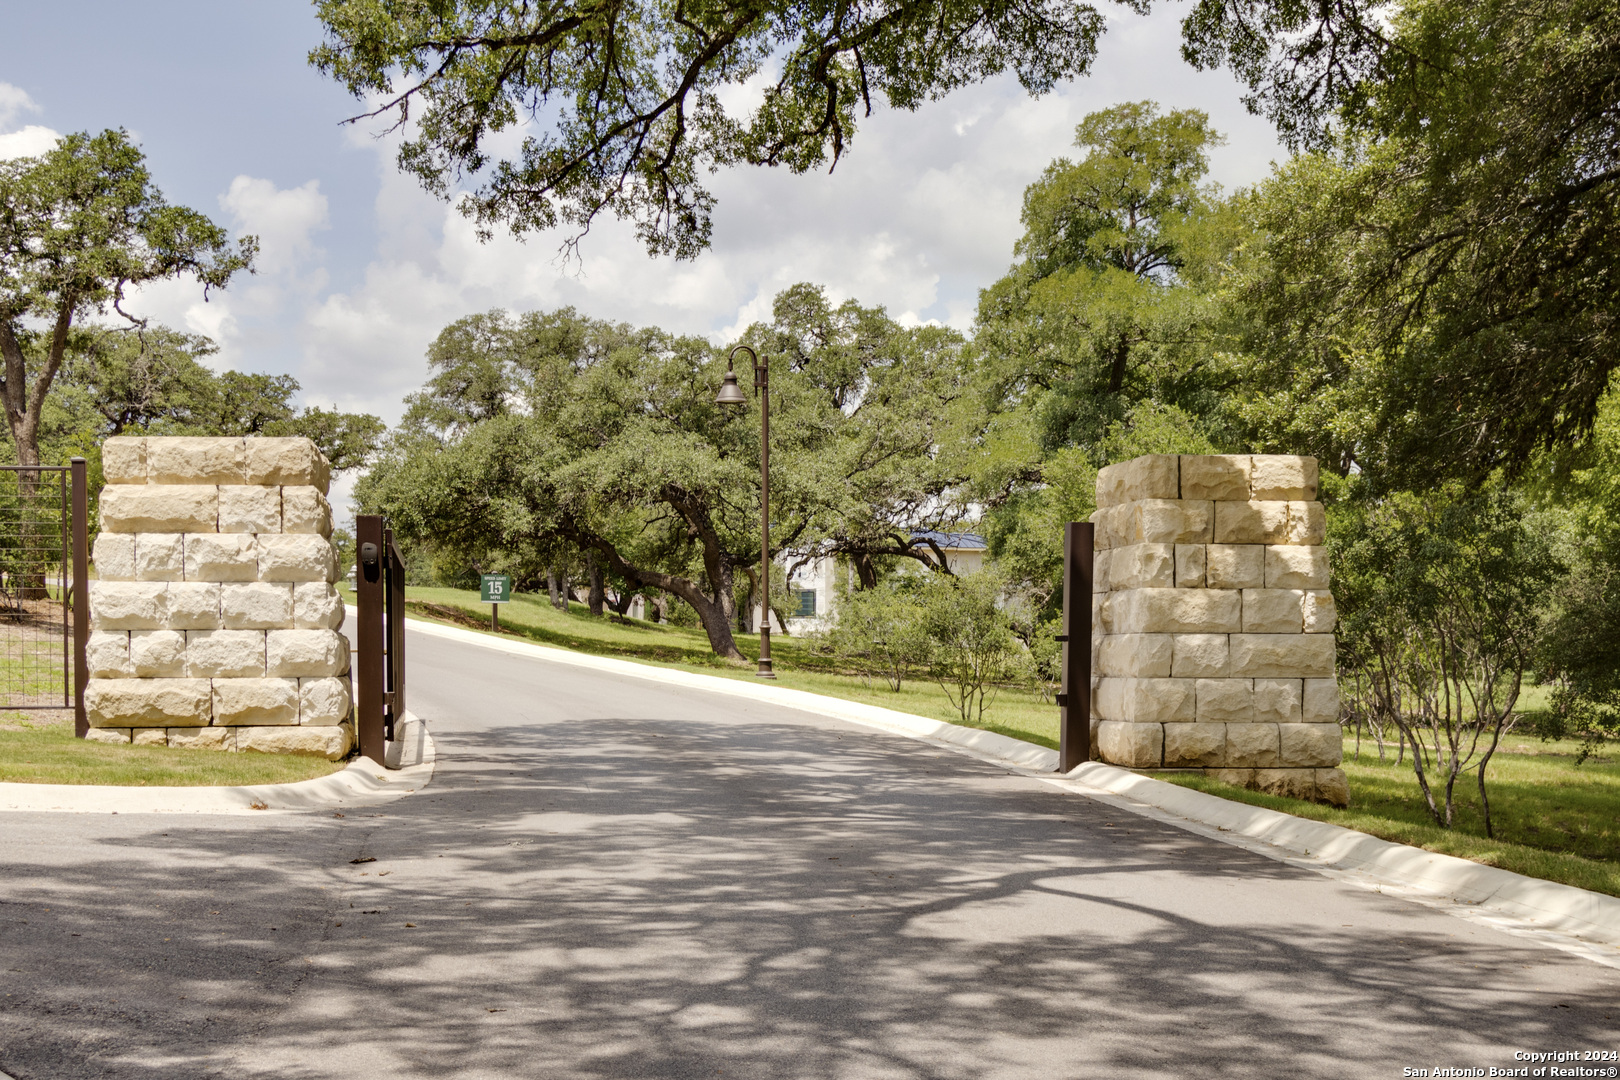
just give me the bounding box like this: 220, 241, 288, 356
2, 627, 1616, 1078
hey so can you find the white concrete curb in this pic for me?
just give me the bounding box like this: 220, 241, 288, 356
0, 713, 436, 815
402, 612, 1620, 959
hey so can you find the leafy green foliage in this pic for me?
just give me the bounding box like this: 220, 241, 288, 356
918, 569, 1019, 724
817, 579, 932, 692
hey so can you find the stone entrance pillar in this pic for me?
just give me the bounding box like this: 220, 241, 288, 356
1090, 454, 1348, 806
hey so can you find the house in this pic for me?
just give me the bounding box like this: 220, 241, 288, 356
777, 531, 988, 635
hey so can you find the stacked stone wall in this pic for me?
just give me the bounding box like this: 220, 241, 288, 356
82, 437, 353, 759
1091, 454, 1348, 805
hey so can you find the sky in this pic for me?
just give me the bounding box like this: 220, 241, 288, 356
0, 0, 1285, 510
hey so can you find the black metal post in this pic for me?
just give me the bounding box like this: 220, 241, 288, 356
355, 515, 385, 762
1058, 521, 1095, 772
386, 527, 406, 736
755, 354, 775, 679
71, 458, 88, 738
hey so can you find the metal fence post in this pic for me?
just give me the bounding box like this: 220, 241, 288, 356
71, 458, 88, 738
385, 525, 405, 737
355, 514, 385, 762
1058, 521, 1095, 772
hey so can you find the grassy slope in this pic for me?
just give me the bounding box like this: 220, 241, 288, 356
381, 584, 1620, 897
0, 717, 344, 787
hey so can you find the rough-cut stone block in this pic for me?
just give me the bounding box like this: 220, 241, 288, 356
1097, 455, 1179, 507
1164, 722, 1226, 767
1303, 591, 1337, 633
184, 533, 258, 581
212, 677, 299, 725
1224, 723, 1281, 767
1094, 592, 1112, 635
1213, 501, 1291, 545
222, 582, 294, 629
1196, 678, 1253, 723
1096, 677, 1195, 723
1180, 455, 1251, 501
1097, 720, 1163, 768
293, 582, 346, 630
92, 533, 136, 580
86, 677, 211, 727
1315, 768, 1350, 807
89, 581, 168, 630
267, 629, 349, 677
1098, 634, 1173, 678
133, 728, 168, 747
218, 485, 282, 534
299, 676, 352, 726
258, 534, 336, 583
237, 722, 351, 759
1174, 544, 1205, 588
99, 485, 218, 533
244, 437, 330, 492
1254, 679, 1303, 724
1109, 543, 1174, 589
1281, 723, 1343, 767
1285, 501, 1326, 545
87, 631, 132, 678
165, 582, 222, 630
1092, 549, 1112, 593
1135, 500, 1214, 545
134, 533, 185, 581
1241, 588, 1306, 633
1113, 588, 1241, 634
101, 436, 147, 484
1171, 634, 1229, 678
1303, 679, 1340, 724
1089, 508, 1116, 550
1249, 455, 1318, 501
282, 486, 332, 537
1264, 545, 1329, 589
1206, 545, 1264, 589
1230, 634, 1336, 678
145, 437, 246, 485
1253, 768, 1317, 801
129, 629, 186, 677
185, 630, 266, 678
1210, 767, 1255, 789
168, 726, 236, 752
85, 727, 132, 745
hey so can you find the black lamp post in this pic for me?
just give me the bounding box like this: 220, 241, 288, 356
716, 345, 776, 678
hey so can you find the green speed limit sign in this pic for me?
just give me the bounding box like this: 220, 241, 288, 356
480, 574, 512, 603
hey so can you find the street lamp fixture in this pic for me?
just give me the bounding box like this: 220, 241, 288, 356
715, 345, 776, 678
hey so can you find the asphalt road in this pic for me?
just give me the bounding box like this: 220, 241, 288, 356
2, 627, 1617, 1079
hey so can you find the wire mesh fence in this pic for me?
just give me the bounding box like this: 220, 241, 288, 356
0, 467, 71, 712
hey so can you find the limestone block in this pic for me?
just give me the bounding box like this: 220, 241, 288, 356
99, 485, 218, 533
1213, 501, 1291, 545
1225, 723, 1281, 768
185, 630, 266, 678
84, 727, 131, 745
1088, 508, 1115, 550
1096, 720, 1163, 768
1230, 633, 1336, 678
1094, 592, 1113, 635
129, 629, 186, 677
1195, 678, 1253, 723
218, 486, 282, 534
102, 436, 147, 483
133, 728, 168, 747
86, 631, 132, 678
1174, 544, 1205, 588
237, 722, 351, 760
222, 582, 294, 629
1315, 768, 1350, 807
168, 726, 236, 752
299, 676, 352, 726
1206, 545, 1264, 589
1280, 723, 1343, 767
293, 582, 346, 630
1303, 679, 1340, 724
1249, 455, 1318, 501
1179, 455, 1251, 501
1113, 588, 1241, 635
1253, 678, 1303, 724
1096, 454, 1179, 507
1241, 589, 1306, 634
1095, 677, 1195, 723
1133, 500, 1214, 545
1171, 634, 1229, 678
244, 437, 330, 493
1303, 592, 1337, 633
267, 629, 350, 677
166, 582, 222, 630
258, 534, 337, 583
145, 437, 246, 485
85, 677, 212, 727
1093, 549, 1112, 593
282, 486, 332, 537
1098, 634, 1173, 678
89, 581, 168, 630
1109, 543, 1175, 590
92, 533, 136, 581
1209, 767, 1255, 789
1264, 545, 1329, 589
212, 677, 300, 725
1253, 768, 1317, 801
1163, 722, 1226, 768
1285, 501, 1326, 545
184, 533, 258, 582
134, 533, 185, 581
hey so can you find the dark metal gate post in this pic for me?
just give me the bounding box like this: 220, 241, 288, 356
1057, 521, 1095, 773
355, 514, 386, 762
385, 523, 406, 733
71, 458, 88, 738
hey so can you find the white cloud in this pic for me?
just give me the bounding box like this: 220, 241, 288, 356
221, 176, 330, 277
0, 83, 39, 130
0, 126, 62, 161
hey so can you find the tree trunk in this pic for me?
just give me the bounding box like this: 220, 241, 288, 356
546, 568, 563, 610
607, 588, 634, 616
854, 552, 878, 590
587, 555, 605, 617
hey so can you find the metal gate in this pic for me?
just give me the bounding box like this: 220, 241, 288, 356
355, 514, 406, 763
0, 461, 88, 728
